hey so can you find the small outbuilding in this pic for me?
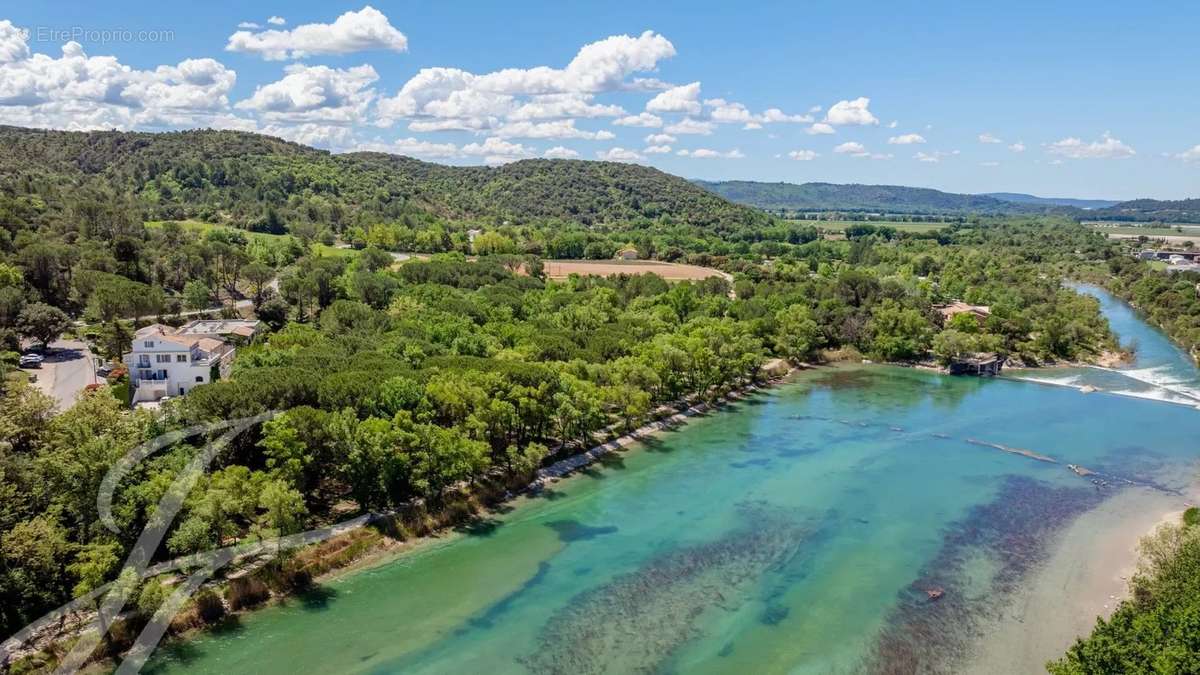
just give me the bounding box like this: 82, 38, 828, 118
948, 352, 1005, 376
615, 246, 639, 260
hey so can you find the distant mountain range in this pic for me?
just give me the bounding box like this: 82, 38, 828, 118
981, 193, 1120, 210
693, 180, 1200, 222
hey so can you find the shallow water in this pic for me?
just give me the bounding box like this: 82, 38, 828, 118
147, 287, 1200, 675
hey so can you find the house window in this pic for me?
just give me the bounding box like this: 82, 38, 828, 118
156, 354, 171, 363
195, 376, 204, 382
144, 341, 154, 348
176, 354, 188, 362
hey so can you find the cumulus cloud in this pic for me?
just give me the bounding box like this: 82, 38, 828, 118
887, 133, 925, 145
978, 132, 1002, 144
787, 149, 819, 161
377, 31, 675, 131
226, 6, 408, 60
236, 63, 377, 123
613, 112, 662, 127
543, 145, 579, 159
677, 148, 743, 159
703, 98, 813, 126
461, 136, 533, 164
644, 133, 676, 144
1046, 132, 1135, 159
646, 81, 701, 115
507, 93, 624, 121
0, 34, 240, 131
834, 142, 890, 159
806, 122, 835, 135
237, 22, 262, 30
474, 31, 676, 95
824, 97, 878, 126
663, 117, 714, 135
1176, 145, 1200, 162
268, 16, 286, 26
643, 144, 672, 154
1009, 141, 1026, 152
492, 119, 615, 140
914, 150, 959, 163
354, 136, 460, 158
596, 147, 644, 162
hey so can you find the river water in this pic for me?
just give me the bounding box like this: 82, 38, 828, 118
146, 286, 1199, 675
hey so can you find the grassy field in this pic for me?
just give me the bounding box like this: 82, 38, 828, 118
145, 220, 360, 257
540, 259, 730, 282
787, 220, 948, 233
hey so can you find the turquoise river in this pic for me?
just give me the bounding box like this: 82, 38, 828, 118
146, 285, 1200, 674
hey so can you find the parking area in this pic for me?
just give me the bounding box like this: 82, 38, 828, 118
22, 339, 98, 411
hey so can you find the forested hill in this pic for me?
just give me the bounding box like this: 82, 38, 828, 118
692, 180, 1050, 216
0, 125, 769, 231
1088, 198, 1200, 223
983, 193, 1119, 210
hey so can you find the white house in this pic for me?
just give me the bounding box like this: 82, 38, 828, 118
124, 320, 260, 404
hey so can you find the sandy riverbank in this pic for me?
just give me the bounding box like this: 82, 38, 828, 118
963, 487, 1191, 674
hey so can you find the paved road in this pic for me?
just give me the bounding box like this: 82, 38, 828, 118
25, 339, 97, 411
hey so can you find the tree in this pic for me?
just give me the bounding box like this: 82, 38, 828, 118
932, 329, 974, 365
774, 304, 822, 362
17, 302, 71, 349
183, 280, 212, 312
242, 262, 274, 308
868, 301, 932, 362
257, 479, 307, 535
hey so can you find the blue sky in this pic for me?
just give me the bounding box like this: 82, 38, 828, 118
1, 1, 1197, 199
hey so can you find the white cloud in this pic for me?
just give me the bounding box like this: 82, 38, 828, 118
543, 145, 579, 159
1046, 132, 1135, 159
1008, 141, 1026, 152
664, 117, 715, 135
677, 148, 743, 159
596, 147, 644, 162
887, 133, 925, 145
268, 16, 286, 26
643, 144, 672, 154
226, 6, 408, 60
0, 37, 240, 131
236, 63, 377, 123
1175, 145, 1200, 162
703, 97, 753, 123
377, 31, 675, 131
743, 122, 762, 130
474, 31, 676, 95
646, 81, 701, 115
887, 120, 898, 129
644, 133, 676, 144
262, 123, 357, 149
808, 105, 822, 113
978, 132, 1002, 144
834, 142, 889, 159
461, 136, 533, 164
824, 97, 878, 126
493, 119, 615, 140
507, 93, 624, 121
613, 112, 662, 127
806, 122, 835, 135
760, 107, 812, 124
355, 136, 460, 158
237, 22, 261, 30
787, 149, 819, 161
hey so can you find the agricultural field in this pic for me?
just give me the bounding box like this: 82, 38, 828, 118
787, 220, 949, 233
540, 259, 731, 282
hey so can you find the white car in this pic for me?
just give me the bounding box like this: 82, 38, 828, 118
19, 354, 44, 368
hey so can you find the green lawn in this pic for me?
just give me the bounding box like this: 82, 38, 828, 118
311, 243, 361, 258
144, 219, 288, 245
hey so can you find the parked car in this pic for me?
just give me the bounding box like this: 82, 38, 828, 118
97, 363, 114, 377
19, 354, 44, 368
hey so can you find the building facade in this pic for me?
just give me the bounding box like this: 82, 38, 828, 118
123, 320, 260, 404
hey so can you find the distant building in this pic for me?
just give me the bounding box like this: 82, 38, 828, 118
124, 320, 260, 404
948, 352, 1005, 376
934, 301, 991, 326
467, 228, 483, 244
615, 246, 639, 260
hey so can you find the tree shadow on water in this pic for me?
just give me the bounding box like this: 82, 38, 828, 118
298, 585, 338, 612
